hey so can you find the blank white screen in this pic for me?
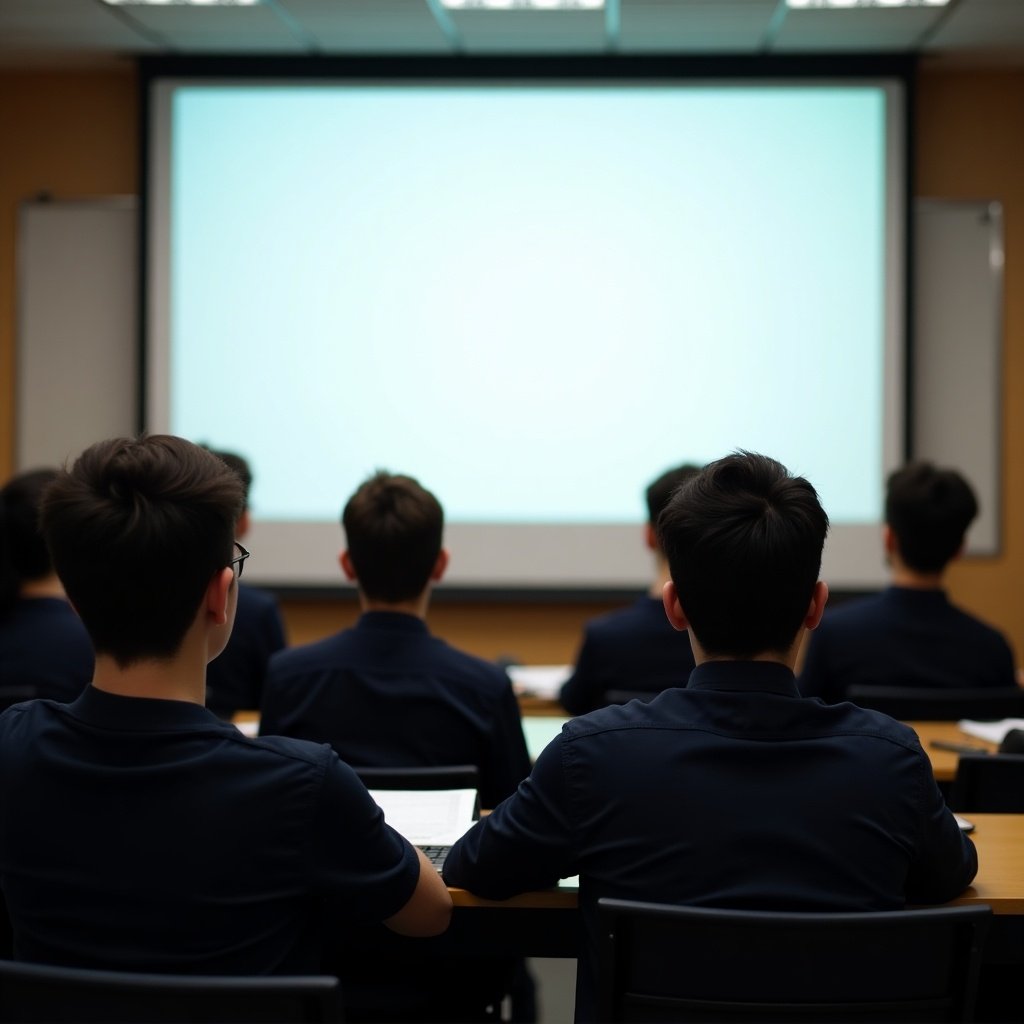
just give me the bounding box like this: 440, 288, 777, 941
148, 79, 904, 588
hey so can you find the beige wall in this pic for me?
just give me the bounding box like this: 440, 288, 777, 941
1, 64, 1021, 664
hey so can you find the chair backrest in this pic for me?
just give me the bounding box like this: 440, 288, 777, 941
0, 960, 341, 1023
597, 899, 991, 1023
352, 764, 481, 817
949, 752, 1024, 812
846, 685, 1024, 721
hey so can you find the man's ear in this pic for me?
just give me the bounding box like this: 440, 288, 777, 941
236, 508, 251, 540
339, 550, 357, 582
643, 522, 658, 553
882, 524, 897, 557
430, 549, 449, 583
206, 567, 234, 627
804, 580, 829, 632
662, 580, 690, 632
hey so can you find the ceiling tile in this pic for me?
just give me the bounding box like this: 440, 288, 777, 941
618, 0, 777, 54
281, 0, 451, 53
772, 6, 944, 53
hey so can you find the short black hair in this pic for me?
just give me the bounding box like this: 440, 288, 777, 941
657, 452, 829, 658
206, 449, 253, 507
885, 462, 977, 574
40, 436, 245, 667
342, 471, 443, 603
646, 464, 702, 526
0, 468, 58, 615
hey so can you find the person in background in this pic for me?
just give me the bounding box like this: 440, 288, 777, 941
260, 469, 532, 1022
800, 461, 1016, 704
203, 449, 286, 718
260, 469, 530, 809
559, 463, 699, 715
0, 436, 450, 975
443, 452, 977, 1023
0, 467, 92, 703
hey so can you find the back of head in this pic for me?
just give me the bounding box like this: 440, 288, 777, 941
206, 449, 253, 507
657, 452, 829, 658
40, 436, 245, 667
645, 464, 701, 527
342, 471, 443, 604
885, 462, 977, 574
0, 468, 59, 615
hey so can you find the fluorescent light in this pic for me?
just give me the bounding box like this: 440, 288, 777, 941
441, 0, 604, 9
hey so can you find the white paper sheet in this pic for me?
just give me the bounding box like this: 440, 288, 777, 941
368, 788, 477, 846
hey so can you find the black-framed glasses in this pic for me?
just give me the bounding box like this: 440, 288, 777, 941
229, 542, 250, 580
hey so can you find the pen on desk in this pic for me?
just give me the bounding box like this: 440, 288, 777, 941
929, 739, 991, 755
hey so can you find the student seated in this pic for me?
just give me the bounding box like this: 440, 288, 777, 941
560, 464, 699, 714
0, 468, 92, 703
800, 461, 1016, 704
260, 470, 531, 811
203, 449, 286, 718
442, 452, 977, 1023
260, 470, 532, 1021
0, 437, 450, 973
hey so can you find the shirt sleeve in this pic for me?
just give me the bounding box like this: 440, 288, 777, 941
307, 753, 421, 922
905, 748, 978, 904
443, 733, 576, 899
479, 678, 533, 810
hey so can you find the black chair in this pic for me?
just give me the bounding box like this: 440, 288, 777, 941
597, 899, 991, 1023
846, 685, 1024, 721
950, 751, 1024, 812
0, 960, 341, 1023
352, 764, 481, 818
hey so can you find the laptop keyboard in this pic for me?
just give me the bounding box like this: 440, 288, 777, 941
417, 845, 451, 872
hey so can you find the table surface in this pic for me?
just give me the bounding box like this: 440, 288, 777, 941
450, 812, 1024, 914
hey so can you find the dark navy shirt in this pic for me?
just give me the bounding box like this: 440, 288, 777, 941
444, 660, 977, 1022
260, 611, 531, 810
799, 586, 1016, 704
0, 597, 92, 703
559, 595, 696, 714
0, 687, 419, 974
206, 583, 286, 717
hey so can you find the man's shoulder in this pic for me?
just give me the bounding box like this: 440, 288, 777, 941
559, 686, 924, 756
426, 637, 512, 693
267, 631, 350, 678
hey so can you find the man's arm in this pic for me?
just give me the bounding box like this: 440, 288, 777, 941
444, 735, 575, 898
383, 848, 452, 937
905, 755, 978, 904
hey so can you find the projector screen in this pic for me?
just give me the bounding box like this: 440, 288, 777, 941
146, 74, 906, 590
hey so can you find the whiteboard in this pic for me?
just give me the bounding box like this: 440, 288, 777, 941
14, 196, 1005, 569
15, 198, 138, 471
913, 199, 1003, 556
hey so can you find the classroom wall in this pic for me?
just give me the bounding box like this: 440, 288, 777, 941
1, 62, 1022, 664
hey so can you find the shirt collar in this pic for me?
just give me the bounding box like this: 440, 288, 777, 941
686, 660, 800, 698
67, 685, 230, 733
885, 585, 950, 606
356, 610, 430, 634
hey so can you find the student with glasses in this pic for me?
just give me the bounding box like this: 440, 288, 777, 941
0, 435, 451, 976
